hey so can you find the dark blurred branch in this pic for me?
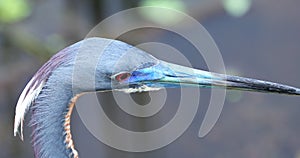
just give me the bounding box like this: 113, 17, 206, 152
4, 25, 52, 62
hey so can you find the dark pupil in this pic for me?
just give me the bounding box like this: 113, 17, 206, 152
120, 74, 128, 80
117, 73, 130, 81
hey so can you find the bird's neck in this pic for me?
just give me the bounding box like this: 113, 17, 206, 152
30, 73, 79, 158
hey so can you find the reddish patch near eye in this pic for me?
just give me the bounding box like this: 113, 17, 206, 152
115, 72, 131, 82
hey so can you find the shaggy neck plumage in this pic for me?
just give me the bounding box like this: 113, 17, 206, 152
18, 37, 158, 157
30, 67, 78, 158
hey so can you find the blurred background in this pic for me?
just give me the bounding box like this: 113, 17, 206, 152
1, 0, 300, 157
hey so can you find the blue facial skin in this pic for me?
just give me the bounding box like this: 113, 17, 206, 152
127, 63, 173, 88
127, 62, 204, 89
130, 64, 166, 82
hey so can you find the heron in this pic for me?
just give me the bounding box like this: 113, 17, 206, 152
14, 37, 300, 158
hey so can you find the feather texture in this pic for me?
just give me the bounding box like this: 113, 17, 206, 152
14, 37, 159, 157
14, 40, 80, 140
14, 78, 44, 140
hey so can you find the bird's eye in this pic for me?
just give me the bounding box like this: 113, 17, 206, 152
114, 72, 131, 82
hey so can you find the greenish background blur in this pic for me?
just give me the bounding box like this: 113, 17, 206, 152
1, 0, 300, 157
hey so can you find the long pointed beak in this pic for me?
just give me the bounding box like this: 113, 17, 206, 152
142, 61, 300, 95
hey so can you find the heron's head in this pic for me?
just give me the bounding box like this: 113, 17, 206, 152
14, 37, 300, 157
79, 38, 300, 95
